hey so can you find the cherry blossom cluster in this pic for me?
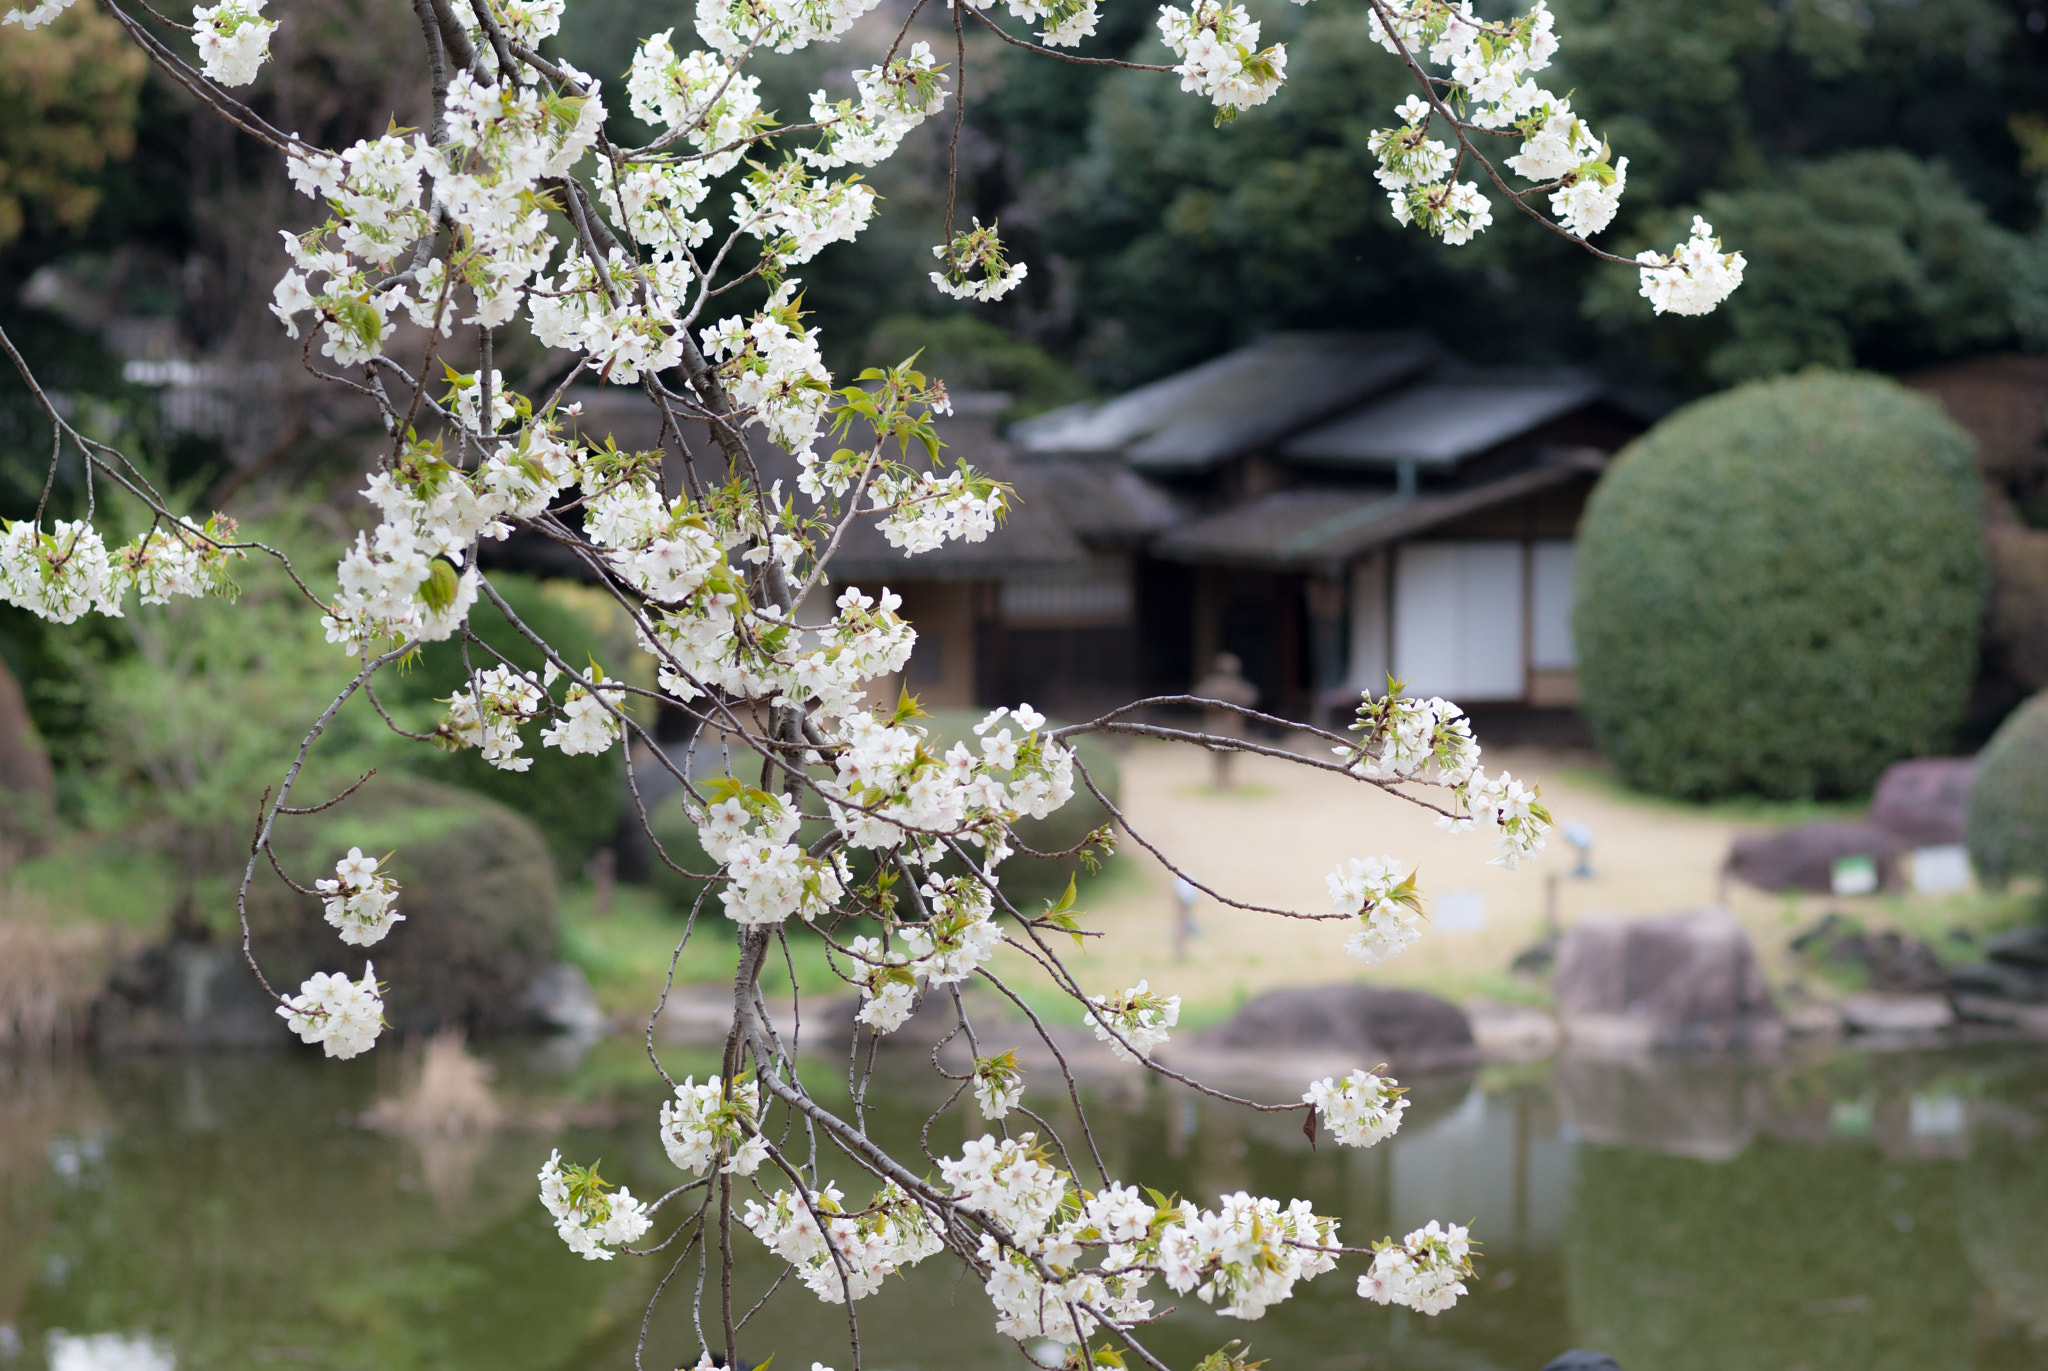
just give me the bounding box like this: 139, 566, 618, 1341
742, 1181, 945, 1302
931, 219, 1030, 303
820, 703, 1073, 868
960, 0, 1102, 47
0, 518, 241, 624
441, 665, 547, 771
944, 1136, 1155, 1340
192, 0, 277, 87
1303, 1069, 1408, 1147
316, 846, 405, 947
1359, 0, 1728, 281
1368, 95, 1491, 245
847, 933, 918, 1031
1363, 0, 1573, 244
701, 284, 836, 454
1338, 686, 1552, 871
1358, 1220, 1474, 1315
1157, 1, 1288, 118
539, 666, 628, 756
1327, 855, 1424, 964
902, 875, 1002, 983
320, 417, 576, 654
734, 160, 878, 270
1453, 769, 1550, 868
450, 0, 568, 50
276, 964, 384, 1059
934, 1135, 1477, 1332
274, 65, 601, 366
1636, 215, 1749, 316
972, 1050, 1025, 1120
321, 521, 477, 652
808, 42, 951, 170
1344, 687, 1480, 786
1, 0, 74, 28
1158, 1192, 1341, 1320
844, 873, 1002, 1030
1085, 980, 1181, 1062
695, 0, 885, 57
660, 1075, 770, 1176
539, 1150, 653, 1261
624, 30, 763, 156
697, 785, 851, 926
120, 517, 243, 603
867, 466, 1005, 555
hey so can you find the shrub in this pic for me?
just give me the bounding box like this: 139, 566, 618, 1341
648, 709, 1122, 915
1967, 691, 2048, 889
1574, 370, 1984, 800
383, 573, 625, 877
243, 775, 558, 1031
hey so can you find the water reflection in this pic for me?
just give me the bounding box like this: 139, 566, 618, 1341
1, 1043, 2044, 1371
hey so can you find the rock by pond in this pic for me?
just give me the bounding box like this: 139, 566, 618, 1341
1728, 821, 1900, 894
1197, 984, 1478, 1071
1553, 907, 1782, 1053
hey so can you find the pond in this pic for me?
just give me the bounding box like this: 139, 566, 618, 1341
2, 1038, 2046, 1371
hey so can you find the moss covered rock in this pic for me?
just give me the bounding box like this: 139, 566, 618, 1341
1967, 690, 2048, 889
1575, 371, 1984, 799
243, 776, 558, 1031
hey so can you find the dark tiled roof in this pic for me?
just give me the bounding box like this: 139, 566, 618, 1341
1280, 369, 1603, 469
1010, 454, 1188, 544
790, 397, 1094, 582
1152, 450, 1608, 573
1011, 332, 1439, 471
822, 448, 1095, 583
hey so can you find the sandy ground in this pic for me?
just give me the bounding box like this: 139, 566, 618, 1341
1001, 737, 1937, 1014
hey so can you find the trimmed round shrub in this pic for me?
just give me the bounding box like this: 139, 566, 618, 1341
1575, 370, 1984, 799
649, 710, 1122, 914
1967, 691, 2048, 888
243, 775, 559, 1031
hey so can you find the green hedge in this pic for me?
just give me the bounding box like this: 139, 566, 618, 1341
649, 710, 1122, 915
1967, 690, 2048, 889
1574, 371, 1984, 799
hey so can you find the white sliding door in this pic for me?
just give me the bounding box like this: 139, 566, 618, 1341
1346, 551, 1389, 691
1393, 542, 1525, 701
1529, 540, 1577, 670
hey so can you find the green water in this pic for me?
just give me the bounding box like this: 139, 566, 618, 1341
3, 1041, 2046, 1371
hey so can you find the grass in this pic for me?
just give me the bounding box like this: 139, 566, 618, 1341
1861, 882, 2040, 960
6, 836, 177, 932
557, 881, 842, 1015
1554, 763, 1868, 826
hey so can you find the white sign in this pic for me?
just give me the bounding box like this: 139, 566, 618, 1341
1908, 845, 1972, 896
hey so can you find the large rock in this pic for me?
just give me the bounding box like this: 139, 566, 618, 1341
1787, 912, 1948, 993
1201, 984, 1477, 1069
1552, 908, 1782, 1053
1727, 822, 1899, 893
1949, 925, 2048, 1006
1870, 757, 1975, 847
